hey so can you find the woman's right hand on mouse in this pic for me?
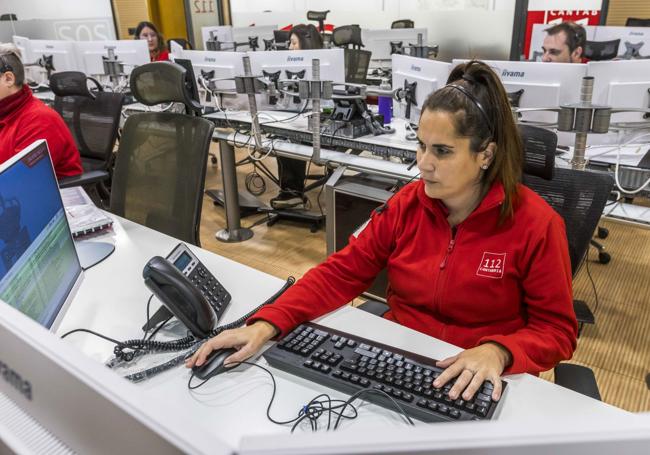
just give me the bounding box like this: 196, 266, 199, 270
185, 320, 279, 369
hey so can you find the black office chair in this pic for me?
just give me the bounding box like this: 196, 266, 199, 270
307, 10, 330, 38
167, 38, 192, 50
109, 62, 214, 246
0, 13, 17, 21
584, 39, 620, 61
625, 17, 650, 27
51, 71, 124, 204
391, 19, 414, 29
331, 25, 371, 84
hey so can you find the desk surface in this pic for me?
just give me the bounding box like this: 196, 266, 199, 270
58, 214, 637, 450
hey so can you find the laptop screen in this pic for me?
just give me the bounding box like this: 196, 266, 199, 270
0, 140, 82, 329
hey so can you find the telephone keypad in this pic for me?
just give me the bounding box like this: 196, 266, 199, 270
189, 265, 231, 319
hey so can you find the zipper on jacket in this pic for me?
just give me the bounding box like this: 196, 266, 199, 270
439, 238, 456, 269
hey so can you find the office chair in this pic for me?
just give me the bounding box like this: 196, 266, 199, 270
331, 25, 371, 84
51, 71, 124, 204
167, 38, 192, 51
0, 14, 17, 21
109, 62, 214, 246
584, 39, 620, 61
358, 125, 612, 401
391, 19, 414, 29
272, 30, 291, 50
307, 10, 330, 37
625, 17, 650, 27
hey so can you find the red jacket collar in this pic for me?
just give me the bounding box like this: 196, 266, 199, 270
0, 84, 33, 124
416, 179, 505, 222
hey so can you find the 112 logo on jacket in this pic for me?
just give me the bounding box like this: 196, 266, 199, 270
476, 252, 506, 279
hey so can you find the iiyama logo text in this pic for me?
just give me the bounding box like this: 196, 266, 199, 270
410, 65, 422, 72
204, 57, 217, 63
287, 56, 304, 62
0, 360, 32, 401
502, 69, 525, 78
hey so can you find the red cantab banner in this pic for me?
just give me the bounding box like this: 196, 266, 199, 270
524, 9, 602, 58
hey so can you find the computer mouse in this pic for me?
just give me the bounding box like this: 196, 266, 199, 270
192, 347, 238, 380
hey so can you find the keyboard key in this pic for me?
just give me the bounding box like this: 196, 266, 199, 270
417, 399, 428, 408
449, 409, 461, 419
476, 406, 488, 417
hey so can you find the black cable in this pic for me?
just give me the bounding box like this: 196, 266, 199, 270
333, 388, 415, 429
584, 245, 600, 315
60, 328, 122, 345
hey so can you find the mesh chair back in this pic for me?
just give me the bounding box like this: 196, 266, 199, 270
0, 14, 17, 21
520, 125, 614, 275
519, 124, 555, 180
391, 19, 414, 29
626, 17, 650, 27
130, 61, 202, 113
344, 49, 371, 84
584, 39, 620, 61
50, 72, 124, 171
332, 25, 364, 48
109, 113, 214, 246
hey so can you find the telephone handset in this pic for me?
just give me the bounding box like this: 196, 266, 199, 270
142, 243, 232, 339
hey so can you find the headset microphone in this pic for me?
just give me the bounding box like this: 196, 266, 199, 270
407, 159, 418, 170
374, 170, 421, 215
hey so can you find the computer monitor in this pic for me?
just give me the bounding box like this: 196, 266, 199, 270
232, 25, 277, 52
0, 140, 82, 331
12, 36, 78, 72
588, 59, 650, 124
171, 49, 246, 108
362, 28, 428, 67
392, 54, 451, 122
202, 25, 233, 50
74, 40, 149, 76
452, 59, 588, 125
592, 25, 650, 59
0, 291, 230, 453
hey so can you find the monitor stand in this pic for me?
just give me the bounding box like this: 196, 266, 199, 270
75, 241, 115, 269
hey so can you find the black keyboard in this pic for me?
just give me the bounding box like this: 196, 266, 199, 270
263, 322, 506, 423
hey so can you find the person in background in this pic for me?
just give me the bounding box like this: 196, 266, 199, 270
271, 24, 324, 210
135, 21, 169, 62
0, 44, 82, 178
188, 61, 578, 403
541, 21, 586, 63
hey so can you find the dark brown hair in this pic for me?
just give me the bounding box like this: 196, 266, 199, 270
545, 21, 586, 53
421, 60, 523, 223
290, 24, 323, 50
134, 21, 166, 54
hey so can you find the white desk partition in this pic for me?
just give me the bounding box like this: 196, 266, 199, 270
44, 214, 646, 452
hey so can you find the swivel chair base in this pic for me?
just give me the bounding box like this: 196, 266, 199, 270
260, 207, 325, 233
205, 189, 265, 217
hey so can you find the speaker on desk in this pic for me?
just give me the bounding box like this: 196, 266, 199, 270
325, 171, 396, 301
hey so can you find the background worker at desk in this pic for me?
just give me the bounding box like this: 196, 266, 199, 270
270, 24, 323, 210
189, 61, 578, 403
0, 44, 82, 178
541, 21, 587, 63
134, 21, 170, 62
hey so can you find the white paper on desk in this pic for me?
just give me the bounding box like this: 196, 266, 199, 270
584, 145, 649, 166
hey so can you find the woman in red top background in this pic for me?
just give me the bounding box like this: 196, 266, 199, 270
187, 61, 578, 403
135, 21, 169, 62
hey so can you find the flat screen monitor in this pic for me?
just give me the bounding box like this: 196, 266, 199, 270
74, 40, 149, 76
452, 59, 587, 125
202, 25, 233, 50
232, 25, 277, 51
0, 140, 82, 331
587, 59, 650, 124
392, 54, 451, 122
362, 28, 428, 66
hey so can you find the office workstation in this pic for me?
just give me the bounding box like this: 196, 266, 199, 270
1, 0, 650, 453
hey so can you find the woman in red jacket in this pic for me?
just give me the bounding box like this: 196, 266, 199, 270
135, 21, 169, 62
187, 61, 578, 403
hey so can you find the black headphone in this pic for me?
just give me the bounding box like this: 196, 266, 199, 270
0, 54, 13, 74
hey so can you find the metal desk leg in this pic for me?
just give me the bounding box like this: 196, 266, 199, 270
215, 139, 254, 243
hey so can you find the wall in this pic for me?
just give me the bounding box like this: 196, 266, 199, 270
606, 0, 650, 26
0, 0, 112, 20
229, 0, 517, 61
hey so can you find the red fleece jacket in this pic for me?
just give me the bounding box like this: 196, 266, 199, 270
0, 85, 82, 178
250, 180, 578, 375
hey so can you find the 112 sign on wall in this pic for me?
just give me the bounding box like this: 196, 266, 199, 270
194, 0, 216, 14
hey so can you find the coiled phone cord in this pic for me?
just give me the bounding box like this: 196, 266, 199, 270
106, 276, 295, 380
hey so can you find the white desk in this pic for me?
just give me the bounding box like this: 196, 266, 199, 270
58, 215, 640, 451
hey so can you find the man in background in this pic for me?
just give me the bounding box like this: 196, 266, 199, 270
541, 21, 587, 63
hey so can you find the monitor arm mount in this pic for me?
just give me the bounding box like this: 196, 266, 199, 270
390, 34, 439, 59
513, 76, 650, 170
206, 33, 260, 52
